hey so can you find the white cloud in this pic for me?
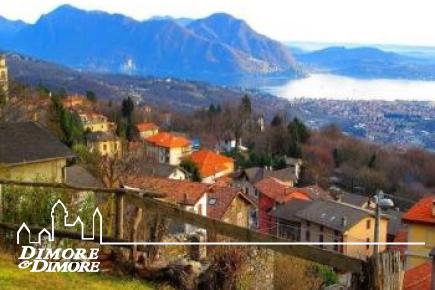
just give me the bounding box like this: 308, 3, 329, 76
3, 0, 435, 46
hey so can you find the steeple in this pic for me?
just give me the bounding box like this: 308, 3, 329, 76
0, 54, 9, 103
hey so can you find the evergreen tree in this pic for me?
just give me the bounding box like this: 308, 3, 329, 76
86, 90, 97, 103
180, 159, 201, 182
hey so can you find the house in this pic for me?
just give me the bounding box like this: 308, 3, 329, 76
86, 131, 122, 158
271, 199, 312, 240
255, 177, 311, 233
335, 192, 373, 209
284, 157, 303, 180
234, 167, 299, 199
403, 261, 432, 290
62, 94, 88, 109
137, 161, 188, 180
65, 165, 104, 200
145, 132, 191, 165
78, 112, 115, 133
296, 200, 389, 260
207, 187, 255, 228
124, 176, 210, 234
137, 122, 159, 139
0, 122, 75, 183
403, 195, 435, 269
190, 150, 234, 183
217, 137, 247, 153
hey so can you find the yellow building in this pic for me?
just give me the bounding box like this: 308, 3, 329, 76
78, 112, 115, 133
86, 131, 122, 158
0, 122, 75, 182
145, 132, 191, 165
0, 54, 9, 102
297, 200, 388, 260
137, 122, 159, 139
403, 195, 435, 270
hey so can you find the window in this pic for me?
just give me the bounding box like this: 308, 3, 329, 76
320, 225, 324, 232
366, 238, 370, 250
209, 198, 217, 205
319, 234, 324, 248
366, 220, 371, 229
103, 144, 107, 151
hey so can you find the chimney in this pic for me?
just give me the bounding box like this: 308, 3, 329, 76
432, 200, 435, 217
341, 217, 347, 227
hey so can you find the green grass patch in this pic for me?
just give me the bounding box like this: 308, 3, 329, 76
0, 254, 156, 290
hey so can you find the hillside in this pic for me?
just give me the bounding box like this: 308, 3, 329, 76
0, 5, 300, 80
295, 46, 435, 79
6, 52, 291, 115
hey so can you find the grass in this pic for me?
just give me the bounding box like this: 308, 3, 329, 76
0, 254, 156, 290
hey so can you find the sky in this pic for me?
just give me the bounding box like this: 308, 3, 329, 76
2, 0, 435, 46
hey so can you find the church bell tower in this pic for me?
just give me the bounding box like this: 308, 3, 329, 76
0, 54, 9, 102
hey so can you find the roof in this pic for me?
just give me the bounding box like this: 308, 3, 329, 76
137, 122, 159, 132
65, 165, 103, 188
403, 195, 435, 225
296, 200, 376, 232
190, 150, 234, 178
86, 131, 119, 142
403, 262, 432, 290
145, 132, 191, 148
236, 167, 297, 184
255, 177, 311, 204
272, 199, 313, 222
207, 187, 255, 220
340, 192, 370, 207
124, 176, 211, 205
0, 122, 75, 165
293, 185, 332, 201
137, 162, 187, 178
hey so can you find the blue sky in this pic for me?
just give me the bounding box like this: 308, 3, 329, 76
2, 0, 435, 46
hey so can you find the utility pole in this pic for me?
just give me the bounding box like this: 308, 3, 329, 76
373, 190, 394, 257
373, 190, 383, 257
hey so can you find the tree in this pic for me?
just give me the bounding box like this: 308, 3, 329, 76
240, 94, 252, 116
180, 158, 201, 182
288, 118, 310, 143
270, 114, 283, 127
86, 90, 97, 103
122, 97, 135, 119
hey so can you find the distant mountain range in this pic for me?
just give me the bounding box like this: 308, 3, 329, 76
293, 46, 435, 80
0, 5, 300, 80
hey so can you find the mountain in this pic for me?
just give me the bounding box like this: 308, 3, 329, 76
2, 5, 300, 81
295, 46, 435, 79
188, 13, 297, 72
0, 16, 27, 45
6, 52, 290, 115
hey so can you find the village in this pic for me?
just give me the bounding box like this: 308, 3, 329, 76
0, 52, 434, 290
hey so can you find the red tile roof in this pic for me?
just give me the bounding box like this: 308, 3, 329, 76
404, 262, 432, 290
145, 132, 191, 148
255, 177, 311, 204
190, 150, 234, 178
124, 176, 210, 205
403, 195, 435, 225
207, 187, 255, 220
137, 122, 159, 132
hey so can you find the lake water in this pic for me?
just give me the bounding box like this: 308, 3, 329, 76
261, 74, 435, 101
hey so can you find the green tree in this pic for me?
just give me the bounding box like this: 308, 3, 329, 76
288, 118, 310, 143
86, 90, 97, 103
122, 97, 135, 119
180, 158, 201, 182
270, 114, 283, 127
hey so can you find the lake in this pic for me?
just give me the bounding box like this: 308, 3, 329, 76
261, 74, 435, 101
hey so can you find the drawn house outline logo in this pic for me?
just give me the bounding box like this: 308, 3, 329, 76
17, 200, 103, 245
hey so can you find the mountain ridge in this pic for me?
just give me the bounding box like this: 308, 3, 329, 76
0, 5, 300, 80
